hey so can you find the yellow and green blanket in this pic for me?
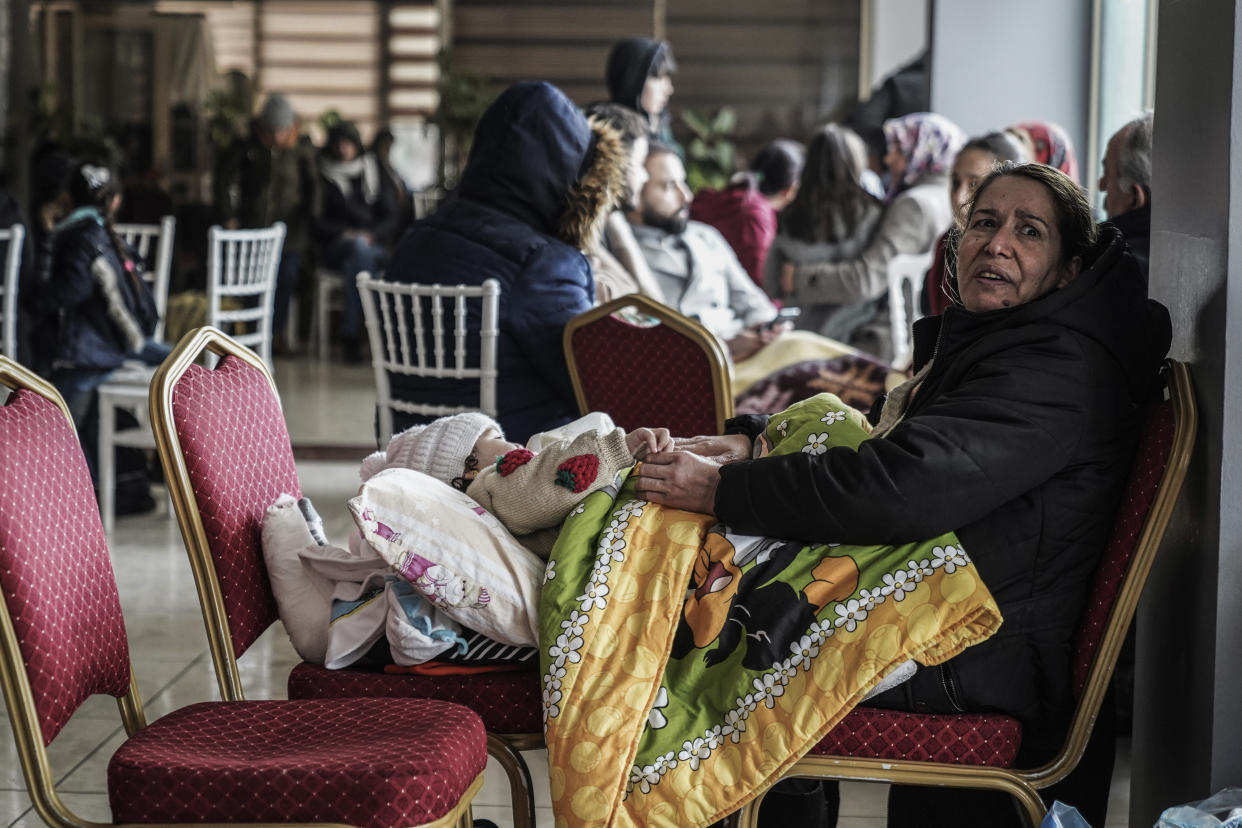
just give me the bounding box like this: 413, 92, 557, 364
538, 394, 1002, 828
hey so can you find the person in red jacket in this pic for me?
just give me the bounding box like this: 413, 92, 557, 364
689, 140, 804, 290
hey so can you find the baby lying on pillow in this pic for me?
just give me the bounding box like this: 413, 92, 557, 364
360, 412, 670, 558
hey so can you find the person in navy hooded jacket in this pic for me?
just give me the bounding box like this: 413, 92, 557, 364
385, 81, 628, 444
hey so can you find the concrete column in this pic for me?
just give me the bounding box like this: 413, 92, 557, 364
1132, 0, 1242, 823
929, 0, 1091, 170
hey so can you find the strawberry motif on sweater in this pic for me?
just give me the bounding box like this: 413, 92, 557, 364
496, 448, 534, 476
555, 454, 600, 493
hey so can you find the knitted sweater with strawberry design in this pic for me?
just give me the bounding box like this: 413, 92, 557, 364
465, 427, 634, 558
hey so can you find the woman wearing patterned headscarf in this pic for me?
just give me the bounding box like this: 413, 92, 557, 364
1007, 120, 1080, 181
780, 112, 965, 363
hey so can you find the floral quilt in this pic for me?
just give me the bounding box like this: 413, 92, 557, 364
538, 394, 1003, 828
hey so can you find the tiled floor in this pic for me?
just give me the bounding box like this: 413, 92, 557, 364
0, 354, 1132, 828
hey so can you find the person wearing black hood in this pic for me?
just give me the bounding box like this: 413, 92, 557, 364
636, 162, 1172, 827
606, 37, 684, 158
315, 120, 400, 362
385, 82, 628, 444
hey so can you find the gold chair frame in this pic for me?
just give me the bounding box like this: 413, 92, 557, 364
564, 293, 735, 435
3, 354, 476, 828
146, 326, 486, 828
737, 359, 1197, 828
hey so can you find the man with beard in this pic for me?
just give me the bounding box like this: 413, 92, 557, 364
630, 144, 781, 361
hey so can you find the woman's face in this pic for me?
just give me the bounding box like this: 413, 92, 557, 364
950, 148, 997, 220
883, 142, 907, 183
641, 72, 674, 117
337, 139, 359, 162
956, 176, 1081, 313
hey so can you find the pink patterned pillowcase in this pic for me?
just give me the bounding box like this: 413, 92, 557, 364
348, 468, 543, 647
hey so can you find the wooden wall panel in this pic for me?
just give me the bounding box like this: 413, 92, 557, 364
667, 0, 860, 147
446, 0, 860, 152
451, 0, 656, 103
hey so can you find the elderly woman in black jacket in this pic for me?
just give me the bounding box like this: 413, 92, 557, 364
637, 162, 1171, 827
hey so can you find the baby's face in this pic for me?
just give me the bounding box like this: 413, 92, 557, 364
473, 429, 522, 468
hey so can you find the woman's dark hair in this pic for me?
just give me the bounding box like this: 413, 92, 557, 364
649, 42, 677, 77
952, 161, 1098, 267
69, 158, 133, 270
583, 101, 648, 149
750, 140, 805, 197
781, 124, 879, 244
960, 131, 1027, 165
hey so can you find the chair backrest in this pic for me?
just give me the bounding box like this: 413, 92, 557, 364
0, 224, 26, 358
206, 222, 286, 366
115, 215, 175, 340
1036, 360, 1195, 783
886, 250, 934, 371
0, 358, 135, 746
358, 272, 500, 446
564, 294, 734, 437
150, 327, 301, 701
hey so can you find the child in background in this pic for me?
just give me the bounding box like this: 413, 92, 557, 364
359, 411, 671, 558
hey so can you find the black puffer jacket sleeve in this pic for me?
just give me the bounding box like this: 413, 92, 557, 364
715, 327, 1089, 545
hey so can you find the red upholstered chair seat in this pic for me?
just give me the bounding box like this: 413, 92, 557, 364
288, 662, 544, 733
109, 697, 486, 828
809, 706, 1023, 767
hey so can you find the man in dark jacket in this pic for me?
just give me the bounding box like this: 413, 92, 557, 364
214, 94, 320, 343
385, 82, 627, 444
1099, 112, 1153, 280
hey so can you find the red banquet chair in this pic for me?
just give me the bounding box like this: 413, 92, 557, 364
148, 326, 542, 828
0, 353, 485, 828
737, 359, 1197, 828
564, 293, 734, 437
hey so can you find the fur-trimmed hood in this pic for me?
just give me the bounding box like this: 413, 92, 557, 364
457, 81, 625, 249
559, 116, 627, 250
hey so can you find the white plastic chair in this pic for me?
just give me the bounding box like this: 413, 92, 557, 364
0, 224, 25, 358
357, 272, 500, 445
206, 222, 287, 367
97, 221, 284, 532
95, 216, 179, 532
887, 250, 934, 372
115, 215, 175, 340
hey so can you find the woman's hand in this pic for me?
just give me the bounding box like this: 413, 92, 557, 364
634, 450, 725, 515
672, 433, 752, 463
626, 427, 673, 460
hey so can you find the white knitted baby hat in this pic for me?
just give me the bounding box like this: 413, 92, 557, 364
358, 412, 503, 485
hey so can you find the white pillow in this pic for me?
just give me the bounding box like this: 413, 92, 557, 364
348, 468, 542, 647
261, 494, 334, 664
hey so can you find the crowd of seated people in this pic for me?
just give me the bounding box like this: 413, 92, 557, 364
0, 30, 1165, 828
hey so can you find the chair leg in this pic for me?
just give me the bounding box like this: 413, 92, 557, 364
317, 275, 331, 362
98, 398, 116, 533
486, 732, 538, 828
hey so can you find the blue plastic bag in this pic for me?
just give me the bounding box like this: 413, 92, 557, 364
1156, 788, 1242, 827
1040, 801, 1094, 828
